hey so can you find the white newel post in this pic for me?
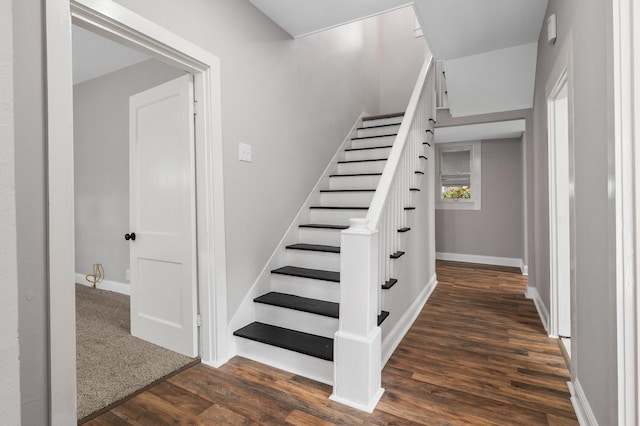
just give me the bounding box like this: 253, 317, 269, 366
330, 218, 384, 412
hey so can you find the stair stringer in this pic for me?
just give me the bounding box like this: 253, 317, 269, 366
227, 112, 369, 363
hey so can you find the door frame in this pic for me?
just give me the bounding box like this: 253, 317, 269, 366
612, 0, 640, 423
45, 0, 229, 422
545, 37, 576, 345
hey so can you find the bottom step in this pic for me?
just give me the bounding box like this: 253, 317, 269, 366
234, 322, 333, 361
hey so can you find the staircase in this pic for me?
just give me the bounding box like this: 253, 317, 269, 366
233, 112, 409, 383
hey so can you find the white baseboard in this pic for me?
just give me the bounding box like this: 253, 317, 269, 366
75, 272, 130, 296
568, 379, 598, 425
382, 273, 437, 365
525, 285, 549, 333
436, 252, 526, 275
521, 264, 529, 276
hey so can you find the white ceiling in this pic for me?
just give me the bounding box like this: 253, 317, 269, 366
72, 25, 149, 85
248, 0, 548, 117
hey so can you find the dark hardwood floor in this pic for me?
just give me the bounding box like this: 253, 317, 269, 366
85, 260, 577, 425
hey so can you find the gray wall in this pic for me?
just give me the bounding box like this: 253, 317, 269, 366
1, 0, 22, 424
13, 0, 49, 424
435, 138, 523, 260
532, 0, 617, 423
74, 59, 184, 285
436, 108, 534, 275
378, 6, 428, 113
113, 0, 424, 319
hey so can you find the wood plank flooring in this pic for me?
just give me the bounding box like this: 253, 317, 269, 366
85, 260, 577, 425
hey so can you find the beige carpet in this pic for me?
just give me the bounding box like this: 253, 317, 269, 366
76, 284, 195, 420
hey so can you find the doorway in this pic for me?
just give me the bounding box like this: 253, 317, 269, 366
72, 24, 200, 419
46, 1, 229, 422
547, 65, 575, 358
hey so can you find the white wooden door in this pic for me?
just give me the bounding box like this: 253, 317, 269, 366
129, 74, 198, 357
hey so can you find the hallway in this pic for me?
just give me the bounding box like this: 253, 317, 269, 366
84, 261, 577, 424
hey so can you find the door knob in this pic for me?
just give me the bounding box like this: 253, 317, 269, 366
124, 232, 136, 241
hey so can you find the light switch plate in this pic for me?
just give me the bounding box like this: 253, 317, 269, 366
239, 143, 252, 162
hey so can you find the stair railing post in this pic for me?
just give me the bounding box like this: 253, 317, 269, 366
330, 218, 384, 412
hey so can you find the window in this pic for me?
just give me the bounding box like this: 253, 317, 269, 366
435, 141, 481, 210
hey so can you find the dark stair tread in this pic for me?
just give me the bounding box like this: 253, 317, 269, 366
320, 189, 376, 193
352, 133, 397, 141
299, 224, 349, 230
286, 243, 340, 253
271, 266, 339, 283
337, 158, 387, 164
390, 251, 405, 259
254, 292, 391, 327
234, 322, 333, 361
405, 206, 416, 211
254, 292, 338, 318
345, 145, 393, 152
309, 206, 368, 210
363, 112, 404, 121
382, 278, 398, 290
329, 172, 382, 177
356, 123, 401, 131
398, 227, 411, 233
378, 311, 390, 325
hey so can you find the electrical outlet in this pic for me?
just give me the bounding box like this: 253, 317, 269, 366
125, 269, 130, 280
239, 143, 252, 162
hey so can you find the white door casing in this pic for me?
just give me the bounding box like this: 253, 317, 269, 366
129, 75, 198, 357
548, 75, 572, 339
46, 1, 229, 422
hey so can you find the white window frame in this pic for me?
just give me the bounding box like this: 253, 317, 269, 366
435, 140, 482, 210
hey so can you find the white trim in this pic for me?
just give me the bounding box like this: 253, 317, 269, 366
75, 273, 130, 295
568, 379, 599, 425
436, 252, 524, 271
329, 388, 385, 413
521, 264, 529, 276
47, 1, 228, 421
46, 1, 78, 423
382, 273, 437, 365
612, 0, 640, 423
526, 286, 550, 334
545, 35, 575, 341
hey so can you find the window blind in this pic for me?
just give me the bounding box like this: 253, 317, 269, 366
441, 149, 471, 187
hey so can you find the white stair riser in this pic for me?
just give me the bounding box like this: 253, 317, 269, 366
329, 174, 381, 190
235, 338, 333, 385
320, 191, 374, 206
298, 228, 342, 246
310, 208, 366, 225
254, 304, 338, 339
351, 135, 396, 150
337, 160, 386, 175
270, 274, 340, 302
357, 124, 401, 138
286, 249, 340, 271
362, 116, 403, 128
390, 255, 405, 279
344, 147, 392, 162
